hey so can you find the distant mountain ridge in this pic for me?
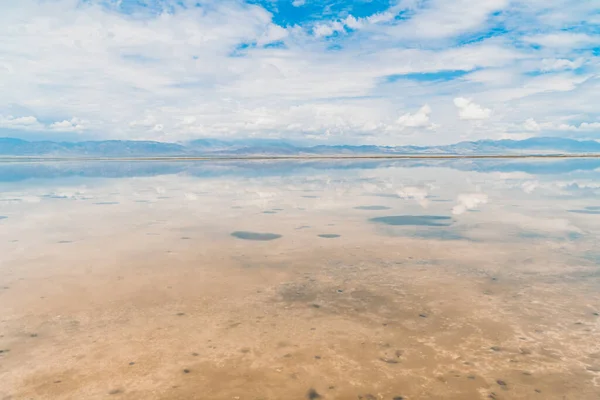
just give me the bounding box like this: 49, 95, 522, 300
1, 137, 600, 157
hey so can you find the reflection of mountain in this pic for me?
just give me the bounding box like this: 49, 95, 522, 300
2, 136, 600, 157
2, 158, 600, 182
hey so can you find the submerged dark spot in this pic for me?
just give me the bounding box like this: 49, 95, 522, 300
419, 313, 428, 318
183, 369, 190, 374
108, 389, 123, 395
535, 389, 541, 393
191, 352, 199, 356
490, 346, 502, 352
176, 312, 185, 316
370, 215, 452, 227
311, 304, 321, 308
54, 380, 62, 383
393, 397, 405, 400
262, 211, 277, 214
359, 395, 376, 400
307, 388, 321, 399
497, 380, 507, 387
467, 375, 476, 380
129, 362, 135, 365
318, 234, 340, 239
354, 205, 391, 211
315, 355, 321, 359
568, 209, 600, 215
231, 231, 282, 241
379, 357, 399, 364
302, 196, 319, 199
30, 333, 38, 337
94, 202, 120, 205
58, 240, 72, 244
0, 216, 7, 220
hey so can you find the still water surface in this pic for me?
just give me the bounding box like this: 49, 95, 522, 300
1, 159, 599, 399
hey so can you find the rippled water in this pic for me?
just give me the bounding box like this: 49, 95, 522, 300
1, 159, 599, 399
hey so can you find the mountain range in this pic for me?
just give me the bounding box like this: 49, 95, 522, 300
1, 137, 600, 157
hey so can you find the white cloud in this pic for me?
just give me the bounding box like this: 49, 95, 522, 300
452, 193, 489, 215
0, 115, 43, 130
453, 98, 492, 120
292, 0, 306, 6
523, 118, 541, 132
50, 117, 87, 132
396, 105, 437, 129
540, 58, 584, 71
313, 21, 345, 38
524, 33, 599, 48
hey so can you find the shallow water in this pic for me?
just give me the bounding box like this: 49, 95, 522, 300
1, 159, 600, 400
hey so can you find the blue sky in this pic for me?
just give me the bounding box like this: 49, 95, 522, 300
1, 0, 599, 145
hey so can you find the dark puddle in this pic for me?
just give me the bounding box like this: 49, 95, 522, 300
318, 234, 341, 239
302, 195, 319, 199
262, 211, 277, 214
0, 216, 7, 220
370, 215, 452, 226
231, 231, 282, 241
94, 202, 120, 205
354, 205, 391, 211
568, 209, 600, 215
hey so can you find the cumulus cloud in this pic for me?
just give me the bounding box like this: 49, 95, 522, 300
292, 0, 306, 6
0, 115, 43, 130
452, 193, 488, 215
50, 117, 87, 132
522, 118, 541, 132
453, 98, 492, 120
396, 105, 437, 129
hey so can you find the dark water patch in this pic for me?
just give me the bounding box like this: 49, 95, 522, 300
518, 230, 583, 242
272, 208, 284, 211
354, 205, 391, 210
58, 240, 72, 244
568, 209, 600, 215
586, 206, 600, 211
318, 234, 341, 239
431, 199, 453, 202
231, 231, 282, 241
302, 195, 319, 199
94, 201, 119, 205
307, 388, 321, 399
0, 216, 7, 220
370, 215, 452, 227
262, 211, 277, 214
135, 200, 150, 203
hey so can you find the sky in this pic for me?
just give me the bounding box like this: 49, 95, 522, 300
0, 0, 599, 145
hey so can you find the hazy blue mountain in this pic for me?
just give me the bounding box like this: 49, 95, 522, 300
1, 136, 600, 157
0, 138, 187, 157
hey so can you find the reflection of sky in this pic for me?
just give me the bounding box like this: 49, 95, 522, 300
1, 159, 599, 255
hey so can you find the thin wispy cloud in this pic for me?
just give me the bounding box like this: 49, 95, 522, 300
0, 0, 598, 145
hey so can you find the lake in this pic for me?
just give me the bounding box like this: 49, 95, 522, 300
1, 158, 599, 399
